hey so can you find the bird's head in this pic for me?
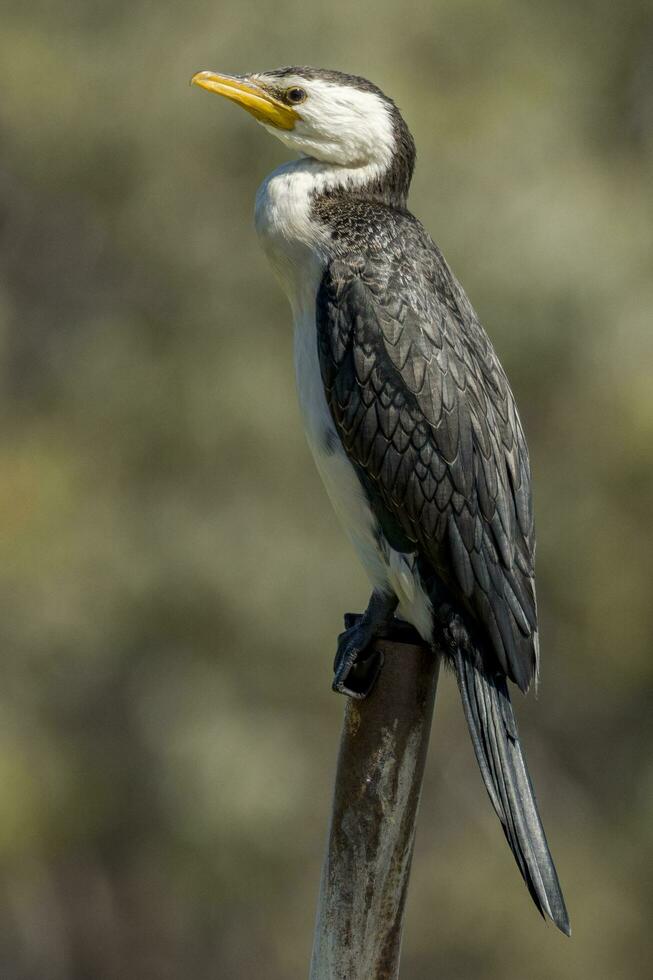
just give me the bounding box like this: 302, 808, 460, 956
191, 66, 415, 205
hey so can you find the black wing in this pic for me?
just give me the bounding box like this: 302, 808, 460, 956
316, 240, 538, 691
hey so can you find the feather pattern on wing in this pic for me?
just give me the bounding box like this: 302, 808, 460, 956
316, 216, 538, 691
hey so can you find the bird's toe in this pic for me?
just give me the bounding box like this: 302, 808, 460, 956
332, 624, 384, 699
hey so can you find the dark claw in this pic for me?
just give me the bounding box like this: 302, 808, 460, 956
332, 624, 385, 699
333, 646, 384, 699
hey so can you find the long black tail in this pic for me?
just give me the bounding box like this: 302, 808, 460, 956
454, 646, 570, 935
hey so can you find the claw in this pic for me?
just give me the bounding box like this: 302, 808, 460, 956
332, 623, 385, 699
331, 592, 399, 699
333, 646, 385, 698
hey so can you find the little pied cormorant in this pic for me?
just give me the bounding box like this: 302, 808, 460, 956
191, 66, 570, 935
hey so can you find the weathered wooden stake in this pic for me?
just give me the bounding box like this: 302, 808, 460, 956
310, 617, 440, 980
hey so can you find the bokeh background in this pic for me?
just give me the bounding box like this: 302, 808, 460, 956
1, 1, 652, 977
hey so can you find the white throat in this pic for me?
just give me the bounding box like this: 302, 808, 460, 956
254, 155, 391, 314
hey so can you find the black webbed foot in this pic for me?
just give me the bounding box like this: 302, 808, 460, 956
333, 621, 385, 699
332, 590, 398, 699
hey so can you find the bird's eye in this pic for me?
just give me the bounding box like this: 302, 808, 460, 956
286, 86, 307, 105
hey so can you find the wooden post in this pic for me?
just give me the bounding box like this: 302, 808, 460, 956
310, 616, 439, 980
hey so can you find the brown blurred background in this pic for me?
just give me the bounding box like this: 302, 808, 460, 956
1, 1, 652, 977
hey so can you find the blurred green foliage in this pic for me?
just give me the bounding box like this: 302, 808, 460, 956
0, 1, 652, 977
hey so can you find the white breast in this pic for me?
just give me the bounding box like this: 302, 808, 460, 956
293, 300, 393, 592
255, 160, 433, 640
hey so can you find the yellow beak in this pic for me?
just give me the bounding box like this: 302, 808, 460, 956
191, 71, 298, 131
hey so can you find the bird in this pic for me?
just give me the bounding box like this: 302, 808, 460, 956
191, 65, 570, 935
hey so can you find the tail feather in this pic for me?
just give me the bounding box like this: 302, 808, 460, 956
454, 646, 570, 935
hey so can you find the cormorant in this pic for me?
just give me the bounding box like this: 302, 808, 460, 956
192, 66, 570, 934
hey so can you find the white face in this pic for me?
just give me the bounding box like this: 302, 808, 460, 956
253, 74, 397, 170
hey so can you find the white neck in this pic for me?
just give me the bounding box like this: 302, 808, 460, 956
255, 155, 388, 245
254, 156, 387, 312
